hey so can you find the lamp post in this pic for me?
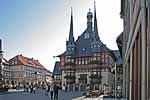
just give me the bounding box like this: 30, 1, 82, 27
0, 39, 5, 91
0, 39, 3, 84
114, 62, 117, 100
0, 51, 3, 88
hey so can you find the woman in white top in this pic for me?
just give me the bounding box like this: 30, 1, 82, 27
50, 84, 54, 99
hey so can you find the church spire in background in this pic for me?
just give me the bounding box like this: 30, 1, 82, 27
69, 7, 74, 42
94, 1, 99, 39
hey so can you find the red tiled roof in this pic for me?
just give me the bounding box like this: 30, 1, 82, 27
8, 54, 47, 70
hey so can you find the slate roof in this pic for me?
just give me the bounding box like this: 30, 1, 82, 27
75, 30, 92, 57
113, 50, 123, 65
54, 7, 121, 74
58, 7, 112, 57
75, 31, 110, 57
116, 33, 123, 57
52, 61, 61, 76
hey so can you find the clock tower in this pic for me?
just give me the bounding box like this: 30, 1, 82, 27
66, 8, 76, 56
87, 9, 93, 30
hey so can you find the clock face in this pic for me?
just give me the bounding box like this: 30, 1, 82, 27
84, 33, 89, 39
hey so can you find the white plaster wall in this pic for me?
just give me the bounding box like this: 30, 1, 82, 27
61, 71, 66, 87
101, 72, 109, 85
101, 71, 114, 87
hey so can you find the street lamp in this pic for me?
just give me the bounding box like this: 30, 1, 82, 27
0, 39, 3, 83
0, 39, 3, 80
0, 51, 3, 84
0, 39, 7, 92
112, 62, 117, 99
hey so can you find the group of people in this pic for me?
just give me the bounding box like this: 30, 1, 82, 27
24, 82, 60, 99
24, 83, 37, 94
62, 84, 84, 92
45, 83, 60, 99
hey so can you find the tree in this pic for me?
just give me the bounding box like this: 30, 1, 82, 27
90, 60, 102, 65
64, 75, 75, 79
64, 62, 76, 66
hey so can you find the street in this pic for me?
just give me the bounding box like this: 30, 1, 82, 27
0, 89, 86, 100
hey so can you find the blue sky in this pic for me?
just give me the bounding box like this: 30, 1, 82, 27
0, 0, 122, 72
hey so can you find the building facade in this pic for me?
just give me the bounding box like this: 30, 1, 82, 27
118, 0, 149, 100
45, 70, 53, 84
53, 62, 62, 87
148, 0, 150, 99
8, 54, 50, 86
2, 58, 13, 87
113, 50, 123, 97
0, 39, 13, 90
53, 3, 122, 92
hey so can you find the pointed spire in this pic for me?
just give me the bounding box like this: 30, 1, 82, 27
69, 7, 74, 42
94, 1, 99, 39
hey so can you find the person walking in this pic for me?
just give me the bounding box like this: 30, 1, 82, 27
33, 85, 36, 94
54, 84, 59, 99
45, 84, 48, 96
49, 84, 54, 99
30, 83, 33, 93
24, 84, 26, 92
65, 84, 68, 92
26, 83, 29, 92
86, 84, 90, 96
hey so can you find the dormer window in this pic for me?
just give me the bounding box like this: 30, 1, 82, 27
82, 48, 86, 51
13, 61, 17, 65
68, 48, 71, 51
15, 61, 17, 64
28, 60, 34, 65
84, 33, 89, 39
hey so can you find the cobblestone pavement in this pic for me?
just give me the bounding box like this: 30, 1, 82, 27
0, 89, 86, 100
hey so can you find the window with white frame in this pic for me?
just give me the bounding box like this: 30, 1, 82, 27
71, 59, 74, 62
82, 60, 84, 64
93, 57, 96, 61
85, 61, 88, 64
79, 61, 81, 65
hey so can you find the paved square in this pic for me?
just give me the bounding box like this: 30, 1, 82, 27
0, 89, 85, 100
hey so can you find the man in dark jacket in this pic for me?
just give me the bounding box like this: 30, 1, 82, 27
54, 84, 59, 99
